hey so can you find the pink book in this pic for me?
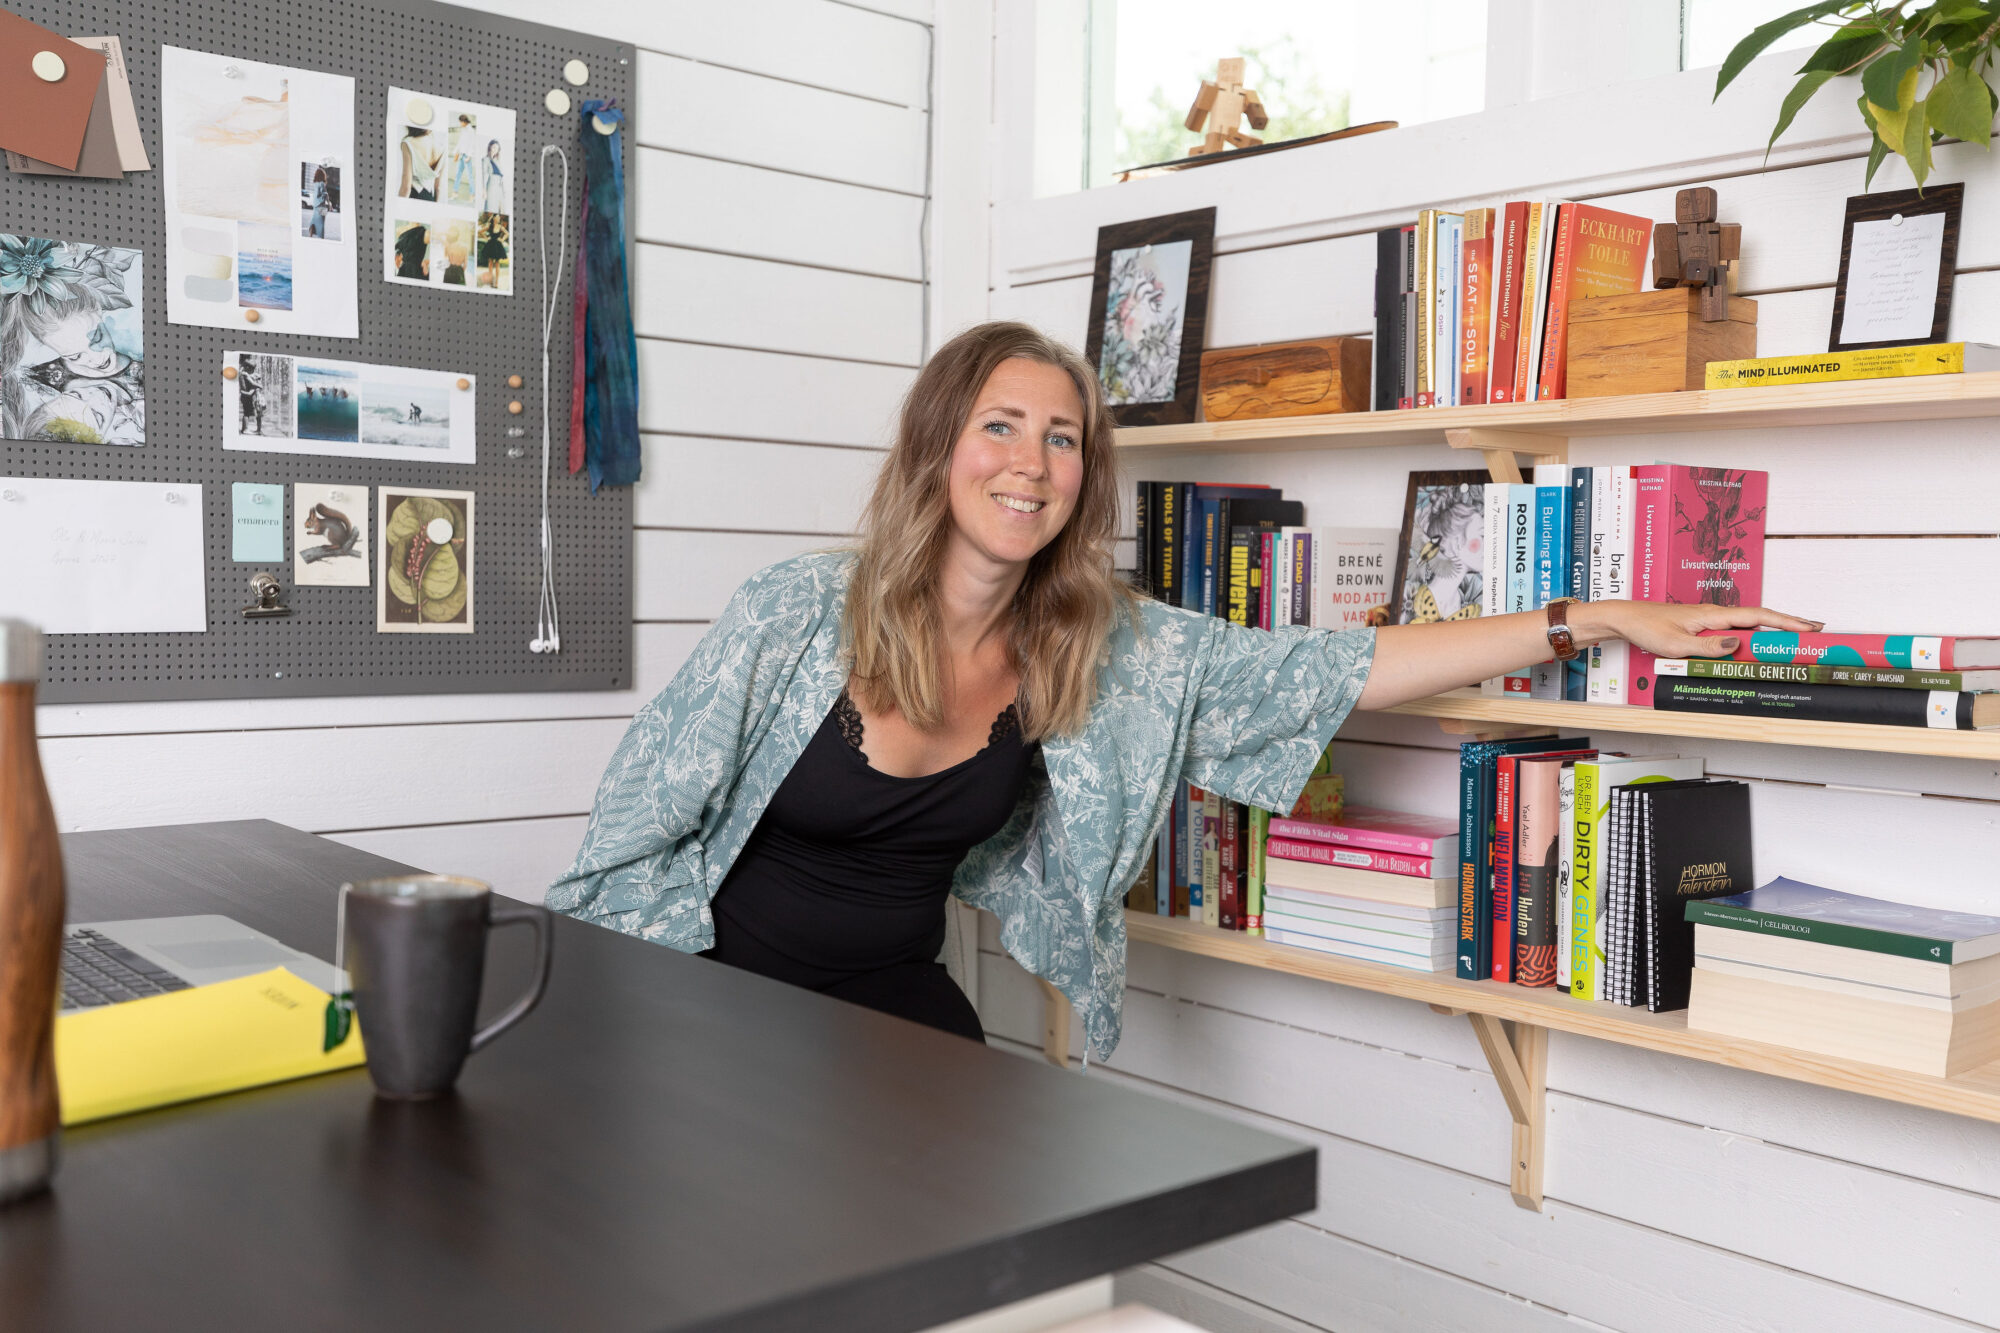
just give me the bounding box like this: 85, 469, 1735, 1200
1631, 466, 1767, 707
1266, 806, 1459, 858
1264, 837, 1436, 879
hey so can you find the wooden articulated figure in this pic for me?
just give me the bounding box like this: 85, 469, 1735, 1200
1652, 186, 1742, 321
1184, 57, 1269, 157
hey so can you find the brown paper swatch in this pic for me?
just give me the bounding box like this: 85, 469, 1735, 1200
6, 68, 119, 177
0, 10, 105, 169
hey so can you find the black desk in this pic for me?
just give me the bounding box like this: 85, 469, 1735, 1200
3, 821, 1314, 1332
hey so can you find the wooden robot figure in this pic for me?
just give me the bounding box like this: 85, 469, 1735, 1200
1652, 186, 1743, 321
1185, 57, 1268, 157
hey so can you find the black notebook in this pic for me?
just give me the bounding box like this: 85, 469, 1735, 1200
1641, 779, 1754, 1012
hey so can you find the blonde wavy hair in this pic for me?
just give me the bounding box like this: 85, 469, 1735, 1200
845, 321, 1132, 742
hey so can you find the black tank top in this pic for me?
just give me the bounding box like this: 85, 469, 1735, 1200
705, 689, 1038, 990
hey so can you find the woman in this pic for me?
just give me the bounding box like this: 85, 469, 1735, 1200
306, 166, 330, 239
479, 139, 506, 214
549, 322, 1815, 1057
476, 213, 507, 290
393, 222, 429, 280
399, 128, 440, 201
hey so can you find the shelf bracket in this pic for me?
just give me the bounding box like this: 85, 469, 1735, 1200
1467, 1014, 1548, 1211
1444, 428, 1567, 485
1036, 978, 1073, 1068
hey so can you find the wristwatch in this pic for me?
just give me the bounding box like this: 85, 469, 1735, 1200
1545, 597, 1581, 662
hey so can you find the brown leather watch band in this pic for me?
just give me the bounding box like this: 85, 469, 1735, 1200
1545, 598, 1580, 662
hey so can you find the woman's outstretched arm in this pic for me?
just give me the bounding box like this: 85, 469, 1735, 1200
1355, 600, 1823, 712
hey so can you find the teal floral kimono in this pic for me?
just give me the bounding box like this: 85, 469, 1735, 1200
548, 551, 1375, 1058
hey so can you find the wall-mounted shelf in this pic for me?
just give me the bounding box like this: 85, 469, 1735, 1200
1380, 690, 2000, 760
1114, 911, 2000, 1212
1112, 370, 2000, 456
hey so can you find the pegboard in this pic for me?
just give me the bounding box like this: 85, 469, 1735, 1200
0, 0, 634, 704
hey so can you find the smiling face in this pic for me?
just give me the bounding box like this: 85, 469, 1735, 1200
943, 358, 1087, 575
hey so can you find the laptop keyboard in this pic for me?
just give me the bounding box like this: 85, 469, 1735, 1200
61, 930, 193, 1012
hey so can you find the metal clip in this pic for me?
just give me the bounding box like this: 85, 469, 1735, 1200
242, 573, 293, 619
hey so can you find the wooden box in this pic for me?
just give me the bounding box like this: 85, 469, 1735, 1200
1199, 336, 1370, 420
1566, 289, 1757, 398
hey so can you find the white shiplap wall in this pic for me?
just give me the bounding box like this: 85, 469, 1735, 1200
978, 30, 2000, 1333
34, 0, 933, 905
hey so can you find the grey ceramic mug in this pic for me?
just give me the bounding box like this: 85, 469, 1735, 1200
342, 875, 552, 1099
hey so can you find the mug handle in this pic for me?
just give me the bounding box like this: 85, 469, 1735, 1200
470, 899, 553, 1053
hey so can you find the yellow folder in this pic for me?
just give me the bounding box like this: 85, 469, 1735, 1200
54, 966, 365, 1126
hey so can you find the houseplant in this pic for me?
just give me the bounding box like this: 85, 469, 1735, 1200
1714, 1, 2000, 187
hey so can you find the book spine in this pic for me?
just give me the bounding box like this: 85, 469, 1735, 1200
1536, 203, 1580, 401
1134, 482, 1152, 597
1529, 476, 1566, 699
1227, 527, 1253, 627
1259, 530, 1275, 630
1480, 484, 1507, 696
1705, 632, 1959, 670
1265, 838, 1437, 878
1570, 763, 1599, 999
1704, 342, 1970, 389
1155, 815, 1171, 916
1202, 788, 1222, 927
1219, 801, 1241, 930
1652, 659, 1982, 691
1521, 202, 1554, 400
1246, 806, 1268, 934
1265, 818, 1451, 856
1158, 482, 1179, 606
1654, 677, 1972, 729
1308, 527, 1322, 628
1491, 756, 1518, 981
1399, 226, 1417, 409
1514, 767, 1557, 987
1186, 784, 1204, 919
1462, 209, 1494, 405
1457, 744, 1483, 981
1199, 502, 1219, 617
1489, 202, 1527, 402
1440, 215, 1463, 407
1177, 483, 1199, 610
1374, 226, 1401, 412
1556, 766, 1576, 990
1684, 901, 1967, 962
1628, 466, 1670, 708
1290, 529, 1311, 627
1415, 210, 1435, 406
1502, 485, 1535, 694
1566, 467, 1593, 701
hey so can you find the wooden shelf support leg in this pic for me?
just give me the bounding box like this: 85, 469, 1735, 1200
1443, 428, 1568, 485
1467, 1014, 1548, 1211
1037, 978, 1073, 1068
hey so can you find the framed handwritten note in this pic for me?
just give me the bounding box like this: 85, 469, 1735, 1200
0, 477, 207, 632
1828, 184, 1961, 352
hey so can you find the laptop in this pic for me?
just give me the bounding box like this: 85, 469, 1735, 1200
62, 916, 343, 1012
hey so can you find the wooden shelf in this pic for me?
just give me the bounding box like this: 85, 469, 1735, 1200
1111, 911, 2000, 1210
1113, 370, 2000, 455
1380, 690, 2000, 760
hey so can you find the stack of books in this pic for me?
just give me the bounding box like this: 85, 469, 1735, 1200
1260, 807, 1459, 971
1130, 481, 1302, 621
1655, 633, 2000, 731
1687, 878, 2000, 1076
1373, 201, 1652, 411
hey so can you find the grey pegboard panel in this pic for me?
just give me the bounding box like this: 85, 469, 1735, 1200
1, 0, 633, 703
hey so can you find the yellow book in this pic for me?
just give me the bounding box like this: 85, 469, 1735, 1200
1704, 342, 2000, 389
55, 966, 365, 1125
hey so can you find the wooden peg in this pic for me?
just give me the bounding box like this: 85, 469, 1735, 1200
455, 377, 470, 391
222, 365, 238, 380
244, 309, 260, 324
507, 374, 524, 389
507, 400, 524, 415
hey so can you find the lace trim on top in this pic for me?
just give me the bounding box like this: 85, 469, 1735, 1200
834, 688, 1020, 762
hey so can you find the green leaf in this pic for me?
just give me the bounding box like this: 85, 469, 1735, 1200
1865, 131, 1893, 187
1926, 61, 1994, 143
1769, 68, 1840, 150
1796, 26, 1890, 74
1716, 0, 1860, 97
1861, 35, 1926, 109
1904, 92, 1935, 185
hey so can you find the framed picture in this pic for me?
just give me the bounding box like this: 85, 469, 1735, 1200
1392, 469, 1490, 625
377, 486, 473, 633
1828, 184, 1962, 352
1082, 207, 1216, 427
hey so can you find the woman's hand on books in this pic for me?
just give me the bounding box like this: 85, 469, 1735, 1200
1579, 600, 1823, 660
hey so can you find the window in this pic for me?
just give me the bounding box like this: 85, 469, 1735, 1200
1084, 0, 1487, 188
1681, 0, 1826, 73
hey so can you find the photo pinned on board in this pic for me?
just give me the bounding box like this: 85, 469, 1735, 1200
294, 481, 369, 587
0, 234, 145, 445
234, 352, 295, 439
377, 487, 473, 633
391, 219, 431, 281
397, 123, 442, 202
360, 377, 451, 450
296, 360, 360, 442
301, 160, 341, 241
445, 111, 479, 207
476, 212, 509, 293
440, 220, 473, 287
237, 222, 293, 311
